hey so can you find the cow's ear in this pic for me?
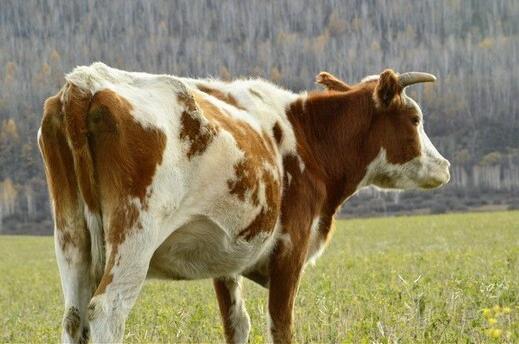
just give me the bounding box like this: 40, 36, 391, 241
374, 69, 402, 108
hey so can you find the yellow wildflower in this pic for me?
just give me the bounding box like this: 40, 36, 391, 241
488, 318, 497, 325
490, 328, 502, 338
502, 306, 511, 314
482, 308, 492, 317
492, 305, 501, 312
485, 328, 503, 338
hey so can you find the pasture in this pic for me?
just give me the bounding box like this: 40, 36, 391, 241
1, 211, 517, 343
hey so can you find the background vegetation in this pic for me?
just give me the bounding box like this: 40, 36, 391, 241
1, 212, 517, 343
0, 0, 518, 233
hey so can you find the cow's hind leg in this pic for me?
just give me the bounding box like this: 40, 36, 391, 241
213, 276, 251, 344
87, 210, 157, 343
39, 103, 93, 343
55, 227, 93, 344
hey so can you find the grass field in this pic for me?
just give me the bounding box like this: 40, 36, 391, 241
1, 211, 518, 343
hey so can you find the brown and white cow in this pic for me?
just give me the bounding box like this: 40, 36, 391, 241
38, 63, 450, 343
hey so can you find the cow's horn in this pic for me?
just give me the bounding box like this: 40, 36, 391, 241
398, 72, 436, 87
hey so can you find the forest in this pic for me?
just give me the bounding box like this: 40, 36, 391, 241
0, 0, 518, 233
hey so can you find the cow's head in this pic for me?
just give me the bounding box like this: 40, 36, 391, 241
362, 69, 450, 190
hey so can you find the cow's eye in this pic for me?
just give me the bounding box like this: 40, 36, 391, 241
411, 116, 420, 126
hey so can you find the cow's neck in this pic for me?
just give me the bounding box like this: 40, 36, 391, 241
286, 88, 379, 220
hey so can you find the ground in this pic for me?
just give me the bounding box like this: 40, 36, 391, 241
1, 211, 518, 343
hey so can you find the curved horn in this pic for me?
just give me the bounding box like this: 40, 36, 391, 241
398, 72, 436, 87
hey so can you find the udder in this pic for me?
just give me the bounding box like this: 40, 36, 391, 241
147, 215, 275, 280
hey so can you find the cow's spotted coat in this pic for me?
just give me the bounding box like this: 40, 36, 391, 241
39, 63, 450, 343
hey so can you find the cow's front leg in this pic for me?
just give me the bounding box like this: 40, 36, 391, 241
213, 276, 251, 344
267, 241, 306, 344
87, 211, 157, 343
54, 221, 93, 344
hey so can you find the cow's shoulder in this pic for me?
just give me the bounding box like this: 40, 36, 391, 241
181, 78, 300, 160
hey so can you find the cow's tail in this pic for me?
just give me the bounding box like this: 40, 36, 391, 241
62, 73, 105, 286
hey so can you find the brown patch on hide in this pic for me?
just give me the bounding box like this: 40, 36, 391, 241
238, 171, 280, 240
93, 197, 141, 296
88, 89, 166, 204
62, 84, 99, 213
227, 159, 259, 204
39, 91, 90, 255
178, 92, 218, 159
272, 122, 283, 145
179, 111, 216, 158
177, 91, 198, 112
94, 272, 114, 296
86, 89, 166, 294
193, 92, 281, 240
197, 84, 246, 110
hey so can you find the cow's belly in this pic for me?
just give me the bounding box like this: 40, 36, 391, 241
147, 215, 277, 280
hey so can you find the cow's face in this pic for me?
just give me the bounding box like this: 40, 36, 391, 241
365, 70, 450, 190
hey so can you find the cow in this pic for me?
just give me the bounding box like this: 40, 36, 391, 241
38, 62, 450, 344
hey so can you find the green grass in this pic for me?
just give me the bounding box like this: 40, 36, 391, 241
1, 211, 518, 343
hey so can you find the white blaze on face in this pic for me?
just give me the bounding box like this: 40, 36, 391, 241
406, 96, 450, 189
